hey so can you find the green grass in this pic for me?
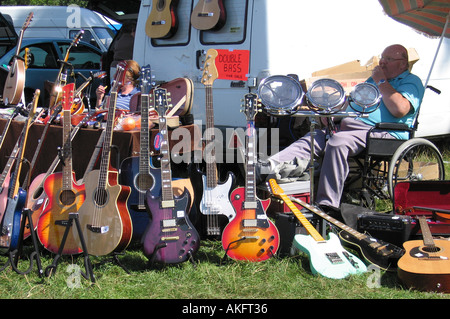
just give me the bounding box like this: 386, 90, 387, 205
0, 239, 448, 301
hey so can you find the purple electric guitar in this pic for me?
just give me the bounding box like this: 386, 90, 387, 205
142, 87, 200, 264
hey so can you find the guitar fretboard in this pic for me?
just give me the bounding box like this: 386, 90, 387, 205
205, 84, 218, 189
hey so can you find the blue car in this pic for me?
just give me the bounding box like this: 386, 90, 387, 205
0, 36, 103, 108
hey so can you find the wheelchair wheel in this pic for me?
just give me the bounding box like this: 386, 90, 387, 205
388, 138, 445, 197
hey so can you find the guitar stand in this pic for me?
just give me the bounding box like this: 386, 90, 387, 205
44, 212, 95, 284
95, 252, 131, 274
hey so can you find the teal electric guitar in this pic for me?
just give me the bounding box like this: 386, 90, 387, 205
269, 179, 367, 279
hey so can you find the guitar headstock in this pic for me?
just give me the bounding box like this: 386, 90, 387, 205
61, 83, 75, 111
201, 49, 219, 86
140, 65, 153, 95
111, 61, 129, 92
242, 92, 261, 121
72, 30, 85, 47
22, 12, 34, 30
154, 87, 170, 118
268, 178, 284, 197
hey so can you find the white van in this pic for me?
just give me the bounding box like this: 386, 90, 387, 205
0, 5, 115, 52
128, 0, 449, 140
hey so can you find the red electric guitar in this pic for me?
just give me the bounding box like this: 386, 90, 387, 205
37, 83, 86, 255
221, 93, 279, 262
75, 61, 132, 256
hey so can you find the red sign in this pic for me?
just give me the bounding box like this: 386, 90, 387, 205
215, 49, 250, 81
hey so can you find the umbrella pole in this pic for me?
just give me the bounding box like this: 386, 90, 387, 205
424, 12, 450, 89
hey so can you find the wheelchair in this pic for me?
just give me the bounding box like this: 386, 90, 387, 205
345, 97, 445, 210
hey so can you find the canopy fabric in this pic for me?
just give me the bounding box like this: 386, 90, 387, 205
378, 0, 450, 38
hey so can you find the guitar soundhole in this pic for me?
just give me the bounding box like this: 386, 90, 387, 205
157, 0, 166, 11
422, 246, 441, 253
135, 174, 154, 193
59, 190, 76, 206
93, 188, 108, 206
32, 186, 44, 200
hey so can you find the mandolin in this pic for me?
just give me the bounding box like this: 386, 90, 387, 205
37, 83, 86, 255
221, 93, 279, 262
75, 61, 133, 256
2, 12, 33, 105
269, 179, 367, 279
397, 216, 450, 293
145, 0, 179, 39
191, 0, 227, 31
191, 49, 235, 238
142, 87, 200, 264
0, 89, 39, 254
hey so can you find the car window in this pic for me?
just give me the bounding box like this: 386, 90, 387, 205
69, 29, 99, 49
57, 42, 101, 69
19, 42, 58, 69
93, 27, 115, 49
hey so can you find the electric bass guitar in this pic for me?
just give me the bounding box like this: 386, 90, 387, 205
191, 49, 235, 238
269, 179, 367, 279
0, 89, 39, 254
221, 93, 279, 262
191, 0, 227, 31
76, 61, 133, 256
142, 87, 200, 264
119, 65, 161, 240
145, 0, 179, 39
397, 216, 450, 293
2, 12, 33, 105
37, 83, 86, 255
286, 196, 405, 271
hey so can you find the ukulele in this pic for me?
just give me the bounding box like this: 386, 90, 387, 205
119, 65, 161, 240
37, 83, 86, 255
0, 89, 39, 254
145, 0, 179, 39
192, 49, 235, 238
397, 216, 450, 293
142, 87, 200, 264
76, 61, 133, 256
286, 195, 405, 271
221, 93, 279, 262
269, 179, 367, 279
191, 0, 227, 31
2, 12, 33, 105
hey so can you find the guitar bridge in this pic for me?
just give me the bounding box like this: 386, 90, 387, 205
325, 252, 344, 265
87, 224, 109, 234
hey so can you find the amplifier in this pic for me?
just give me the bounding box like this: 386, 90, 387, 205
357, 213, 412, 247
275, 211, 320, 257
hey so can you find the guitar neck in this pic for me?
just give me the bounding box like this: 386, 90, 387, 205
244, 120, 257, 207
280, 193, 324, 242
61, 109, 73, 190
205, 84, 218, 188
140, 92, 151, 176
418, 216, 435, 247
159, 111, 174, 206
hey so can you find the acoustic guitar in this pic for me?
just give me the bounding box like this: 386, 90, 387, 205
119, 65, 161, 240
0, 89, 39, 254
221, 93, 279, 262
397, 216, 450, 293
191, 49, 235, 238
145, 0, 179, 39
2, 12, 33, 105
191, 0, 227, 31
269, 179, 367, 279
142, 87, 200, 264
75, 61, 133, 256
37, 83, 86, 255
287, 195, 405, 271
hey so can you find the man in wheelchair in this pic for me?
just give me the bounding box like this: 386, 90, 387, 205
260, 44, 425, 220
